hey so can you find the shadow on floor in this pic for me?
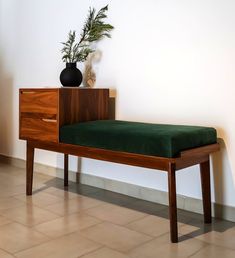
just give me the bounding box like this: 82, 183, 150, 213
35, 177, 235, 242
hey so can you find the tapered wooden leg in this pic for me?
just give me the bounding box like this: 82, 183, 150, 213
26, 141, 34, 195
64, 154, 69, 187
168, 163, 178, 243
200, 158, 212, 223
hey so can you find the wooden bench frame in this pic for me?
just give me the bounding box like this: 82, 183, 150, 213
26, 139, 219, 243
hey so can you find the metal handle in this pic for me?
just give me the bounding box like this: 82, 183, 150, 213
21, 91, 36, 94
42, 119, 57, 123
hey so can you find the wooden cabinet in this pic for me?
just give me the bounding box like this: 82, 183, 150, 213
19, 88, 109, 143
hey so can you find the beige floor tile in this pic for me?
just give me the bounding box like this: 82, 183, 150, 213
195, 229, 235, 250
2, 163, 235, 258
31, 176, 53, 190
0, 197, 25, 211
0, 204, 60, 226
128, 233, 207, 258
179, 224, 235, 250
126, 215, 188, 238
0, 184, 26, 198
190, 244, 235, 258
14, 192, 63, 208
126, 215, 171, 237
15, 231, 102, 258
44, 196, 104, 216
0, 222, 49, 253
34, 172, 54, 181
0, 249, 15, 258
85, 203, 147, 226
0, 164, 24, 175
178, 221, 201, 236
0, 215, 12, 226
32, 181, 47, 189
34, 212, 101, 238
0, 171, 25, 187
81, 247, 131, 258
0, 165, 23, 180
42, 186, 59, 193
81, 222, 152, 252
44, 188, 81, 200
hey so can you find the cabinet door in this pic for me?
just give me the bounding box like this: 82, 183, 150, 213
20, 116, 58, 142
20, 89, 58, 114
19, 89, 59, 142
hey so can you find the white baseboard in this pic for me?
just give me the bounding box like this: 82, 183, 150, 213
0, 154, 234, 222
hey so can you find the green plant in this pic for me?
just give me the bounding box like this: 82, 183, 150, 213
61, 5, 114, 63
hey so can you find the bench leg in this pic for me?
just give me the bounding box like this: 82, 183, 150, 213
64, 154, 69, 187
168, 163, 178, 243
26, 141, 34, 195
200, 158, 212, 223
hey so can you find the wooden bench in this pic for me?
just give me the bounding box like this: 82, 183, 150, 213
19, 88, 220, 243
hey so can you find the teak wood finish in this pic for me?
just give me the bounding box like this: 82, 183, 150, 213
19, 88, 220, 243
19, 88, 109, 142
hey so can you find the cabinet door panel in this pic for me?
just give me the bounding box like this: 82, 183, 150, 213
20, 90, 58, 114
20, 117, 58, 142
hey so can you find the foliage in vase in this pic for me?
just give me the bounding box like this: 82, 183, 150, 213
61, 5, 114, 63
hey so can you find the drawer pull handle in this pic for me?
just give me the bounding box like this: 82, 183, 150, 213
42, 119, 57, 123
21, 91, 36, 94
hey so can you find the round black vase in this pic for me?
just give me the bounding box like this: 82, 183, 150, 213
60, 63, 83, 87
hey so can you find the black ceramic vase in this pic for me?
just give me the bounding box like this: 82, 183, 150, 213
60, 63, 83, 87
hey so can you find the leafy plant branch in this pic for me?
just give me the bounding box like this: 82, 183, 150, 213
61, 5, 114, 63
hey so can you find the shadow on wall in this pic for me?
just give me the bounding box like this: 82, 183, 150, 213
211, 135, 234, 217
0, 56, 14, 156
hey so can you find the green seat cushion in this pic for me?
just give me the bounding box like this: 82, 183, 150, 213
59, 120, 217, 158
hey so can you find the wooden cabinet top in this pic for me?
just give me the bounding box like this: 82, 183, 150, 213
20, 87, 109, 91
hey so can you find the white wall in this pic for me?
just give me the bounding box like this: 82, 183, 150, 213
1, 0, 235, 207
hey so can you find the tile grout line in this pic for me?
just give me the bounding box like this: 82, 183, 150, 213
32, 215, 105, 239
12, 226, 104, 256
78, 220, 156, 251
186, 236, 235, 253
78, 246, 105, 258
83, 202, 150, 227
0, 203, 62, 228
0, 247, 17, 257
187, 243, 210, 258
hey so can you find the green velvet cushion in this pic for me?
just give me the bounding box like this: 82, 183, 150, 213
59, 120, 217, 158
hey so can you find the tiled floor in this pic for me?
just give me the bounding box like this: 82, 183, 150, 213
0, 162, 235, 258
